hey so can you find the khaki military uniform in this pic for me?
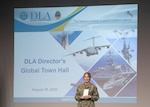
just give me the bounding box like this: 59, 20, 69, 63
75, 83, 99, 107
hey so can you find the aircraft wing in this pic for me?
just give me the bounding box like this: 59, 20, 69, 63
64, 45, 110, 57
65, 49, 86, 57
95, 45, 110, 50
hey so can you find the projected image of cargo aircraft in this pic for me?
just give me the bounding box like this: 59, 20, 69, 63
66, 36, 110, 57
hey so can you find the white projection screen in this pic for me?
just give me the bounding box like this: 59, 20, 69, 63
14, 4, 138, 104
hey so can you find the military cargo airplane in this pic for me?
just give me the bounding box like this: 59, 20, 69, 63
65, 36, 110, 57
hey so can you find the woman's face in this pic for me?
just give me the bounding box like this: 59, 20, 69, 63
84, 73, 90, 83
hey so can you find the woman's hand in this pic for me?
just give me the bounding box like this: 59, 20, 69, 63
80, 95, 91, 100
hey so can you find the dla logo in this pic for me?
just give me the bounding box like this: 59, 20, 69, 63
20, 12, 28, 20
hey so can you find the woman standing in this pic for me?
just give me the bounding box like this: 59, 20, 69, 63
75, 72, 99, 107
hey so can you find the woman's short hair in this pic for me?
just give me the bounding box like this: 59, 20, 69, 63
83, 72, 91, 79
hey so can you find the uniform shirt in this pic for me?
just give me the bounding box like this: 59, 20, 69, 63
75, 83, 99, 107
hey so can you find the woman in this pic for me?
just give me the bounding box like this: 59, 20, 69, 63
75, 72, 99, 107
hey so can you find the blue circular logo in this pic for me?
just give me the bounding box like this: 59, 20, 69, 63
55, 11, 61, 20
20, 12, 28, 20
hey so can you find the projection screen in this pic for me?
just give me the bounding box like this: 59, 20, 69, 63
14, 4, 138, 103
